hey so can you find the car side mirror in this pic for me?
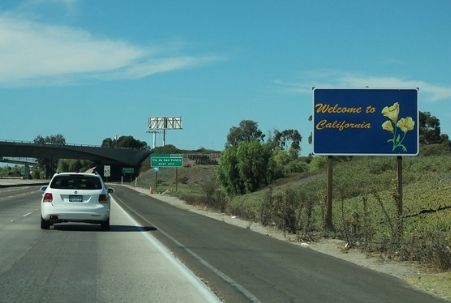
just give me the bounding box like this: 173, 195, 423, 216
40, 186, 47, 192
107, 188, 114, 194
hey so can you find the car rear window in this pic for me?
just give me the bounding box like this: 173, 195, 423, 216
50, 175, 102, 190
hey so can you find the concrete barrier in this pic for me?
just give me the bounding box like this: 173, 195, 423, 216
0, 179, 49, 188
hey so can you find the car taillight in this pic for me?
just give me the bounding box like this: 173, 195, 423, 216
99, 194, 108, 203
43, 193, 53, 203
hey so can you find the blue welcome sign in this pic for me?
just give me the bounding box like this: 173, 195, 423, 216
313, 88, 419, 156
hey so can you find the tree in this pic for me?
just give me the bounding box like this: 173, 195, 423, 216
419, 111, 448, 145
152, 144, 181, 154
101, 136, 148, 150
57, 159, 93, 173
34, 134, 66, 145
101, 138, 115, 148
226, 120, 265, 148
236, 141, 272, 193
219, 121, 307, 194
217, 147, 243, 195
217, 141, 276, 195
57, 160, 70, 173
268, 148, 307, 178
272, 129, 302, 154
33, 134, 66, 177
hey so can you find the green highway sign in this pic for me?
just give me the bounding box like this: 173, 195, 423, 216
122, 167, 135, 174
151, 154, 183, 168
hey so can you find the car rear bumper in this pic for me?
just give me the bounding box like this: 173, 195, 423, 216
41, 204, 110, 223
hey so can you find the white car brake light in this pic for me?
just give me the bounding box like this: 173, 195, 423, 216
98, 194, 108, 203
43, 193, 53, 203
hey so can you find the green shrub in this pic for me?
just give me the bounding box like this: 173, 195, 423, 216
367, 157, 394, 174
201, 178, 228, 212
308, 156, 327, 173
402, 231, 451, 271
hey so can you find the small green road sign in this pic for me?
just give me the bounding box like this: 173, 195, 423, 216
151, 154, 183, 167
122, 167, 135, 174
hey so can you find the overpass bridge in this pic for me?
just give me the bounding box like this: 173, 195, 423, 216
0, 157, 38, 165
0, 157, 38, 179
0, 140, 150, 178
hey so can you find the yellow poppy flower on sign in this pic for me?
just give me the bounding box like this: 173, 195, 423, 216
382, 120, 394, 133
381, 102, 400, 122
381, 103, 415, 152
397, 117, 415, 133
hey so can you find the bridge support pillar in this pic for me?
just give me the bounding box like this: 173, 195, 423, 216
24, 164, 30, 179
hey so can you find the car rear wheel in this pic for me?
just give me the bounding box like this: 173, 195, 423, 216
41, 217, 50, 230
101, 218, 110, 231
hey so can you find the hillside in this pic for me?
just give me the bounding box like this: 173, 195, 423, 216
134, 146, 451, 273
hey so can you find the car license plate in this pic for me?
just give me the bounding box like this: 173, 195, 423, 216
69, 195, 83, 202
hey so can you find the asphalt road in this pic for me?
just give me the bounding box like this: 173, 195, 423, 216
0, 186, 219, 303
0, 185, 447, 303
111, 186, 448, 303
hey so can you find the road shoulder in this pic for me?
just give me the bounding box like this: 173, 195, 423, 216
118, 184, 450, 302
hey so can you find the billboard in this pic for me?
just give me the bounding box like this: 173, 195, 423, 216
313, 89, 418, 156
148, 117, 182, 130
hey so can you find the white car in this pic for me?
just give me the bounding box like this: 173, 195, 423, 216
40, 172, 113, 230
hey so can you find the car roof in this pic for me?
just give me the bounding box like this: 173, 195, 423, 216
52, 172, 100, 177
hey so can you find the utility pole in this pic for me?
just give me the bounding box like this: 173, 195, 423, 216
163, 129, 166, 146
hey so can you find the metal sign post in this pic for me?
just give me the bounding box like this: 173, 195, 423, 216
175, 168, 178, 192
396, 156, 403, 241
325, 156, 334, 231
154, 170, 158, 193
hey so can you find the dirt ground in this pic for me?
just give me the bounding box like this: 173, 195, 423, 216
122, 184, 451, 302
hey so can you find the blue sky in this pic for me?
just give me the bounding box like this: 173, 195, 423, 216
1, 0, 451, 155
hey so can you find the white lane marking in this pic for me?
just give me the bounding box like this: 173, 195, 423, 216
112, 196, 262, 303
0, 190, 40, 201
23, 210, 36, 217
112, 197, 223, 303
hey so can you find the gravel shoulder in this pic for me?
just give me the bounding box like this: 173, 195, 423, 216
120, 184, 451, 302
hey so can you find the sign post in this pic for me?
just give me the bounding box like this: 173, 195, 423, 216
313, 88, 419, 233
155, 169, 158, 193
326, 156, 334, 231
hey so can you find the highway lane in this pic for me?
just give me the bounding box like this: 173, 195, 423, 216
0, 186, 220, 303
112, 185, 448, 303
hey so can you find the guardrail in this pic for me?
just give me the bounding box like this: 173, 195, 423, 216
0, 139, 148, 151
0, 139, 101, 148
